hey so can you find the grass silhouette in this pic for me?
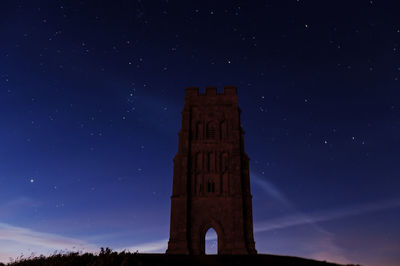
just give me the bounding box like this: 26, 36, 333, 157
2, 248, 361, 266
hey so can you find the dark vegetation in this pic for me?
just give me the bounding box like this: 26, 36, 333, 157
2, 248, 361, 266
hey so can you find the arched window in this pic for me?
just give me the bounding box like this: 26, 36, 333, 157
205, 228, 218, 254
206, 121, 217, 139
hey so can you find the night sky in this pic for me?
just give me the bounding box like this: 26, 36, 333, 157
1, 1, 400, 265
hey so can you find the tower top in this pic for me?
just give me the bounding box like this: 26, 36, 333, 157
184, 86, 238, 106
185, 86, 237, 96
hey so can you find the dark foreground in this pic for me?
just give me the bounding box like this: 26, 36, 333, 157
4, 250, 360, 266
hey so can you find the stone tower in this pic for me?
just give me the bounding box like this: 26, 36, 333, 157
166, 86, 257, 255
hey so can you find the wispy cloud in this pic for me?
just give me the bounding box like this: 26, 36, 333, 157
255, 197, 400, 232
252, 171, 400, 232
0, 197, 41, 219
0, 222, 98, 263
252, 174, 293, 207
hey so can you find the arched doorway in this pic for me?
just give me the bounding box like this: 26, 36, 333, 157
205, 227, 218, 254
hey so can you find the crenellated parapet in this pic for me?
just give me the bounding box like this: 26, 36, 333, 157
185, 86, 237, 96
184, 86, 238, 107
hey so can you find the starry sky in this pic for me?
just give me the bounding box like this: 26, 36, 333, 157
1, 1, 400, 265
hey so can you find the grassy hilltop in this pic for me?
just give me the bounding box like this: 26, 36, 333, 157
2, 248, 361, 266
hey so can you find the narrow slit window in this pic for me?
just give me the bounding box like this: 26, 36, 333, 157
207, 122, 217, 139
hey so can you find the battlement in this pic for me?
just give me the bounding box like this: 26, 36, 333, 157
185, 86, 237, 97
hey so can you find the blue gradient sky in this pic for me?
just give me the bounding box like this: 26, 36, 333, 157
1, 1, 400, 265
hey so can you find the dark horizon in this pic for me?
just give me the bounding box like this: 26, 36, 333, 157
1, 1, 400, 266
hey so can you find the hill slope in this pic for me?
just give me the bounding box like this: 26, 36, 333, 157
4, 250, 360, 266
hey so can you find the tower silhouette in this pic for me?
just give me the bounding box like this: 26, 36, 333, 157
166, 87, 257, 255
